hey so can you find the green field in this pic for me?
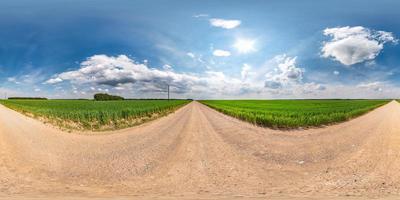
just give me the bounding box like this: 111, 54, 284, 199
0, 99, 190, 131
200, 100, 389, 129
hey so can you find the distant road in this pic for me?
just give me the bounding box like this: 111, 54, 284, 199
1, 101, 400, 199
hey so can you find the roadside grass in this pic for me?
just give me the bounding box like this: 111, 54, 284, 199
0, 99, 190, 131
199, 99, 389, 129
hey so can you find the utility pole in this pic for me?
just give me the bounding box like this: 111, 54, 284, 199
167, 84, 170, 101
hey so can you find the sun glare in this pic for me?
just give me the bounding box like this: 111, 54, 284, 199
234, 38, 256, 53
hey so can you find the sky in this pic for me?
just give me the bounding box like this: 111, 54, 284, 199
1, 0, 400, 99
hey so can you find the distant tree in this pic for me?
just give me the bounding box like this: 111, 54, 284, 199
8, 97, 47, 100
94, 93, 124, 101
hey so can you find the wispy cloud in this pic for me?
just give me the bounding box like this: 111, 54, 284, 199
186, 52, 195, 58
333, 70, 340, 75
357, 81, 384, 92
209, 18, 241, 29
212, 49, 231, 57
193, 14, 209, 18
7, 77, 21, 84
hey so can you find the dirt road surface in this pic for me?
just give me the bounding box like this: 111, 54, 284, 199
1, 101, 400, 199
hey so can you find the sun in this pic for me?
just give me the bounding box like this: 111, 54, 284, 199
234, 38, 256, 53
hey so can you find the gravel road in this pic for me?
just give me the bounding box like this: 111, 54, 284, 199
1, 101, 399, 199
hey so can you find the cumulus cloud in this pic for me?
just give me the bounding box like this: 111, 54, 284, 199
209, 18, 241, 29
45, 54, 258, 98
198, 71, 262, 97
260, 55, 327, 96
241, 63, 252, 80
44, 54, 330, 99
322, 26, 398, 66
212, 49, 231, 57
45, 55, 201, 94
264, 55, 304, 89
357, 81, 383, 92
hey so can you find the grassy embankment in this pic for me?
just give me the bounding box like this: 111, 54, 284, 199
200, 99, 389, 129
0, 99, 190, 131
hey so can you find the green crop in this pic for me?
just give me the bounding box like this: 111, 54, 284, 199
0, 99, 190, 131
199, 99, 389, 129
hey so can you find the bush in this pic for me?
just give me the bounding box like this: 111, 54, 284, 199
94, 93, 124, 101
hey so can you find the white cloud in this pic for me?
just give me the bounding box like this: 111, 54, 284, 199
357, 81, 383, 92
114, 86, 124, 90
258, 55, 328, 96
264, 55, 304, 89
44, 54, 265, 99
7, 77, 21, 84
200, 71, 258, 97
186, 52, 195, 58
301, 82, 326, 94
365, 60, 376, 67
212, 49, 231, 57
45, 55, 201, 94
0, 87, 28, 99
97, 88, 109, 92
34, 88, 41, 92
162, 64, 173, 71
43, 54, 332, 99
6, 70, 47, 85
209, 18, 241, 29
241, 63, 252, 80
234, 39, 256, 54
193, 14, 209, 18
322, 26, 398, 66
333, 70, 340, 75
45, 77, 63, 84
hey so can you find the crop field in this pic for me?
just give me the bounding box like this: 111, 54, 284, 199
0, 99, 190, 131
200, 99, 389, 129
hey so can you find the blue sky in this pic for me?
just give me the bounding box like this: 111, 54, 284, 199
1, 0, 400, 99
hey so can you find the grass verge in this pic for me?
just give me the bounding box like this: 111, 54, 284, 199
0, 99, 190, 131
199, 99, 389, 129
